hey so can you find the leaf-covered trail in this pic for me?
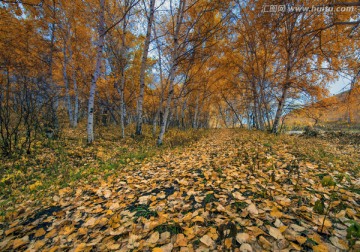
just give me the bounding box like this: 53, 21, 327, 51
1, 129, 360, 251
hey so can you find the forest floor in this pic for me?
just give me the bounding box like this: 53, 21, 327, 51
0, 128, 360, 251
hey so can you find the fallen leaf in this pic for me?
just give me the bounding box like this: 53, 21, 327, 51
268, 226, 284, 240
159, 243, 173, 252
225, 238, 232, 249
270, 207, 283, 218
83, 217, 97, 227
34, 228, 46, 237
329, 236, 348, 250
147, 232, 160, 244
247, 204, 258, 215
240, 243, 253, 252
200, 235, 215, 247
192, 216, 204, 222
258, 236, 272, 250
312, 244, 329, 252
236, 233, 250, 244
13, 236, 29, 249
175, 233, 188, 247
233, 192, 245, 200
296, 236, 307, 245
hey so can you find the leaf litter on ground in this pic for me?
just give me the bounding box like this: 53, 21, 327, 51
0, 129, 359, 251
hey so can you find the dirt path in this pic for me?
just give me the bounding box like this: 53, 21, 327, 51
1, 129, 359, 251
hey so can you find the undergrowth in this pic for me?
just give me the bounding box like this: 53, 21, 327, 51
0, 124, 208, 220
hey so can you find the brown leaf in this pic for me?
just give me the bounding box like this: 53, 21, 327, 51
240, 243, 253, 252
200, 235, 215, 248
147, 231, 160, 244
13, 236, 29, 249
247, 204, 258, 215
236, 233, 250, 244
268, 226, 284, 240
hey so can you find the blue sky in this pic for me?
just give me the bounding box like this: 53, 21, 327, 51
328, 77, 350, 95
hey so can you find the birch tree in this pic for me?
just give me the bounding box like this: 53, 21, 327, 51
87, 0, 105, 143
157, 0, 186, 146
135, 0, 156, 135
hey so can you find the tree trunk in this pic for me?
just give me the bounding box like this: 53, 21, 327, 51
119, 75, 125, 138
152, 23, 164, 136
87, 0, 105, 143
157, 0, 185, 146
272, 84, 289, 133
192, 93, 199, 129
157, 63, 176, 145
272, 52, 292, 133
136, 0, 156, 135
63, 44, 75, 128
72, 63, 79, 128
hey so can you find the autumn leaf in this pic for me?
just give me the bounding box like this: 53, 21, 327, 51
268, 226, 284, 240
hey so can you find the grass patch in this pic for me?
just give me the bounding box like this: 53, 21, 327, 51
154, 223, 183, 235
0, 124, 208, 222
128, 204, 158, 221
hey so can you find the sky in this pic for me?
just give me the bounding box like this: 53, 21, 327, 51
328, 76, 351, 96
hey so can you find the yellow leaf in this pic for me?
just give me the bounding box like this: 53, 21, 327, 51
279, 225, 287, 233
175, 233, 188, 247
270, 207, 283, 218
313, 244, 328, 252
182, 212, 192, 222
78, 227, 88, 235
106, 243, 120, 250
290, 242, 302, 251
183, 227, 195, 240
60, 225, 75, 235
208, 227, 218, 240
296, 236, 307, 245
13, 236, 29, 249
192, 216, 204, 222
45, 228, 57, 239
34, 228, 46, 237
74, 243, 87, 252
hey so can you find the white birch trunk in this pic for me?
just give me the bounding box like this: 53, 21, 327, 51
136, 0, 156, 135
87, 0, 105, 143
157, 0, 186, 145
